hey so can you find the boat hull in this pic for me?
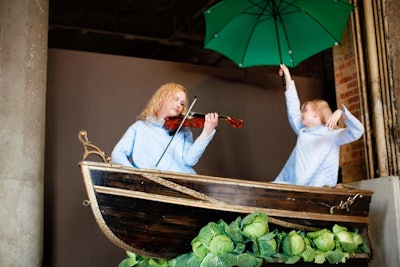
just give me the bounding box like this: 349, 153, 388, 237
80, 161, 373, 259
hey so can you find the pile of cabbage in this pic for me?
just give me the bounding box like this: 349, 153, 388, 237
119, 212, 370, 267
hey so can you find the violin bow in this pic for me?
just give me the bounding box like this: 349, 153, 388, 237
155, 96, 198, 167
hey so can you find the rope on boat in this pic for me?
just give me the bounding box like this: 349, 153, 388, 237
141, 172, 321, 232
267, 217, 320, 232
366, 224, 375, 262
329, 193, 363, 214
141, 173, 226, 205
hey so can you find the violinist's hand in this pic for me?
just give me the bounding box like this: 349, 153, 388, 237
326, 109, 343, 129
200, 112, 218, 139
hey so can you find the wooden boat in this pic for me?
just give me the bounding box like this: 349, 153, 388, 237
78, 130, 373, 260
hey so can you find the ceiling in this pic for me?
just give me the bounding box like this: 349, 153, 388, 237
48, 0, 334, 81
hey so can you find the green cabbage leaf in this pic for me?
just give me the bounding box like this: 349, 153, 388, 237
240, 212, 269, 241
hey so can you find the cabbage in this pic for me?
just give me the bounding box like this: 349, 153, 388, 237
300, 245, 316, 262
333, 224, 367, 253
118, 251, 169, 267
311, 248, 349, 264
197, 222, 225, 250
307, 228, 335, 252
118, 251, 139, 267
241, 212, 269, 240
209, 234, 234, 255
312, 232, 335, 252
257, 231, 278, 257
168, 252, 202, 267
194, 221, 235, 257
118, 254, 169, 267
335, 231, 359, 253
306, 228, 330, 239
325, 249, 349, 264
332, 224, 348, 234
199, 253, 225, 267
191, 236, 209, 259
313, 251, 327, 264
224, 217, 246, 244
282, 230, 306, 256
147, 258, 168, 266
353, 233, 365, 247
358, 240, 372, 255
118, 215, 370, 267
220, 253, 263, 267
199, 252, 262, 267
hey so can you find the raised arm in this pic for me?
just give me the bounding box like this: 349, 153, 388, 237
280, 64, 303, 134
334, 105, 364, 145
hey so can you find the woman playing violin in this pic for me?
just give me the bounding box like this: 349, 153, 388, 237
111, 82, 218, 174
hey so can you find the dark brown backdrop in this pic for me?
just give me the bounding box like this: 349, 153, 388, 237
45, 48, 327, 266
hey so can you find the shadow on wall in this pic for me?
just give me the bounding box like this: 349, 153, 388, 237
187, 76, 293, 179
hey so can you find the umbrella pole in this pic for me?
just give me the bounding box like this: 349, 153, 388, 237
281, 72, 286, 87
272, 0, 286, 87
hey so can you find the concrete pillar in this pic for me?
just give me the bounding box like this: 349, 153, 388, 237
0, 0, 48, 265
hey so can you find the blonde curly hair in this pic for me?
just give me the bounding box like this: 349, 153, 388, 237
137, 83, 188, 121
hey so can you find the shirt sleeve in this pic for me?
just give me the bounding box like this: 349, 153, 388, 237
111, 125, 136, 167
285, 80, 303, 135
335, 105, 365, 145
182, 129, 216, 166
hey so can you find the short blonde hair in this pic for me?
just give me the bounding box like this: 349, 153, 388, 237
301, 99, 334, 125
137, 83, 188, 121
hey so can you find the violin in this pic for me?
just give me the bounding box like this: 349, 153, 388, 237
164, 112, 243, 131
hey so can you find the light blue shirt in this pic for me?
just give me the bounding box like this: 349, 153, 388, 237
274, 81, 364, 187
111, 118, 216, 174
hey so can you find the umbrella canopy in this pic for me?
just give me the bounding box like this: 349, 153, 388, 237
204, 0, 354, 68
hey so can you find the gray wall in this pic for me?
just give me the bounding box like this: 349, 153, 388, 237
351, 177, 400, 267
45, 48, 327, 266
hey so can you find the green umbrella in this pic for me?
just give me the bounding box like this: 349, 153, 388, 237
204, 0, 354, 68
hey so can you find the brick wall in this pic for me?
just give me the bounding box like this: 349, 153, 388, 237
333, 0, 400, 182
333, 23, 367, 183
385, 0, 400, 157
386, 0, 400, 103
